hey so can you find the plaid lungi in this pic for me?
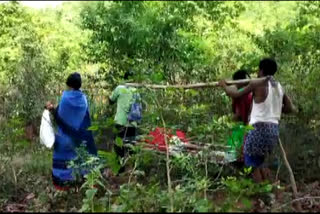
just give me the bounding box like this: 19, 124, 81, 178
244, 122, 279, 157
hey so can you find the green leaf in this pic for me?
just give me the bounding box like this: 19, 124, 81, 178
124, 143, 135, 151
115, 137, 123, 148
150, 72, 164, 83
88, 125, 99, 131
93, 113, 98, 120
106, 118, 115, 127
98, 151, 121, 174
85, 188, 98, 200
194, 199, 211, 212
241, 198, 252, 209
188, 89, 199, 97
262, 184, 273, 193
244, 167, 252, 175
94, 204, 106, 212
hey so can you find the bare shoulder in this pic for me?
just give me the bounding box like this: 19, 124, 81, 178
252, 83, 268, 103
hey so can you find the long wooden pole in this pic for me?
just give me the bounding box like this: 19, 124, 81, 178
278, 137, 302, 212
125, 77, 266, 89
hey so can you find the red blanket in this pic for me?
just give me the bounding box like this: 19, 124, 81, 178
145, 127, 189, 152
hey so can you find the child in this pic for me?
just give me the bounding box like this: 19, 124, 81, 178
219, 58, 296, 182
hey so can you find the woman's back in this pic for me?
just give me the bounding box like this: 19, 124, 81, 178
58, 90, 88, 129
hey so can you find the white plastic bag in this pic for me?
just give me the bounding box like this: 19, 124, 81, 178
39, 109, 55, 148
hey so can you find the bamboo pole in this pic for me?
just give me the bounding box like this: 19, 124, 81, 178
125, 77, 267, 89
278, 137, 303, 212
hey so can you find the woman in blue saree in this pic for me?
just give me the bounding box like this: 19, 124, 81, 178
46, 72, 97, 190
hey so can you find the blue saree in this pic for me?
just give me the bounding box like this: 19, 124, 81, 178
52, 90, 97, 187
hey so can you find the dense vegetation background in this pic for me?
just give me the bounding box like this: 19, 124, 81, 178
0, 1, 320, 212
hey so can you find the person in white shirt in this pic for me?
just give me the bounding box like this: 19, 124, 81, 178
219, 58, 297, 183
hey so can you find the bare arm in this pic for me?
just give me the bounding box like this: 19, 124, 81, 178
220, 81, 253, 98
282, 94, 297, 114
219, 77, 269, 99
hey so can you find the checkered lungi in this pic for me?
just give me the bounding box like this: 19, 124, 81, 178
244, 122, 279, 167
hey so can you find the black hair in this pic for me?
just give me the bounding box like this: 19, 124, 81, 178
232, 69, 250, 80
66, 72, 82, 90
259, 58, 277, 76
124, 70, 134, 80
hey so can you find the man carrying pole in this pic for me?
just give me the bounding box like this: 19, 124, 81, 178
219, 58, 297, 183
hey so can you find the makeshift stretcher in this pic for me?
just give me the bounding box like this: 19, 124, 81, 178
123, 127, 237, 165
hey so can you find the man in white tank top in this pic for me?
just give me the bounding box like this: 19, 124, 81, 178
219, 58, 296, 183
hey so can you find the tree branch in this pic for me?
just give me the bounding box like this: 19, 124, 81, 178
125, 77, 267, 89
274, 196, 320, 211
278, 137, 303, 212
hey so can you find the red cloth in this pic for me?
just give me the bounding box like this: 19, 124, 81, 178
145, 127, 188, 152
53, 183, 70, 191
232, 92, 253, 125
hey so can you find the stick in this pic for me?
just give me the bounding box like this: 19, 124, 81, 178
125, 77, 267, 89
278, 137, 303, 212
274, 196, 320, 211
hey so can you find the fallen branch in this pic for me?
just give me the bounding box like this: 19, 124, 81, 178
278, 137, 303, 212
274, 196, 320, 211
125, 77, 267, 89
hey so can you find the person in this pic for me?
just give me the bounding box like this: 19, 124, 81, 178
223, 70, 253, 166
46, 72, 97, 190
109, 70, 141, 170
230, 70, 253, 125
219, 58, 296, 183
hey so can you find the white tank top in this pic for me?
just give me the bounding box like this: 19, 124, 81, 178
249, 81, 284, 125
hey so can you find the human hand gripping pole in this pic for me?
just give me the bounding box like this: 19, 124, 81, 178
45, 101, 55, 112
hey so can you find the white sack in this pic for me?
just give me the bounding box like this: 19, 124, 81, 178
39, 109, 55, 148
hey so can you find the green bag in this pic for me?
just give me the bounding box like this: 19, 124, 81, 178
227, 123, 254, 160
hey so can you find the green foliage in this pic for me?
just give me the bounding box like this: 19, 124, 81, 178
68, 144, 100, 183
1, 1, 320, 212
0, 1, 90, 125
80, 162, 111, 213
0, 2, 49, 121
219, 168, 273, 212
0, 117, 27, 155
79, 1, 246, 84
113, 181, 214, 212
98, 150, 121, 175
